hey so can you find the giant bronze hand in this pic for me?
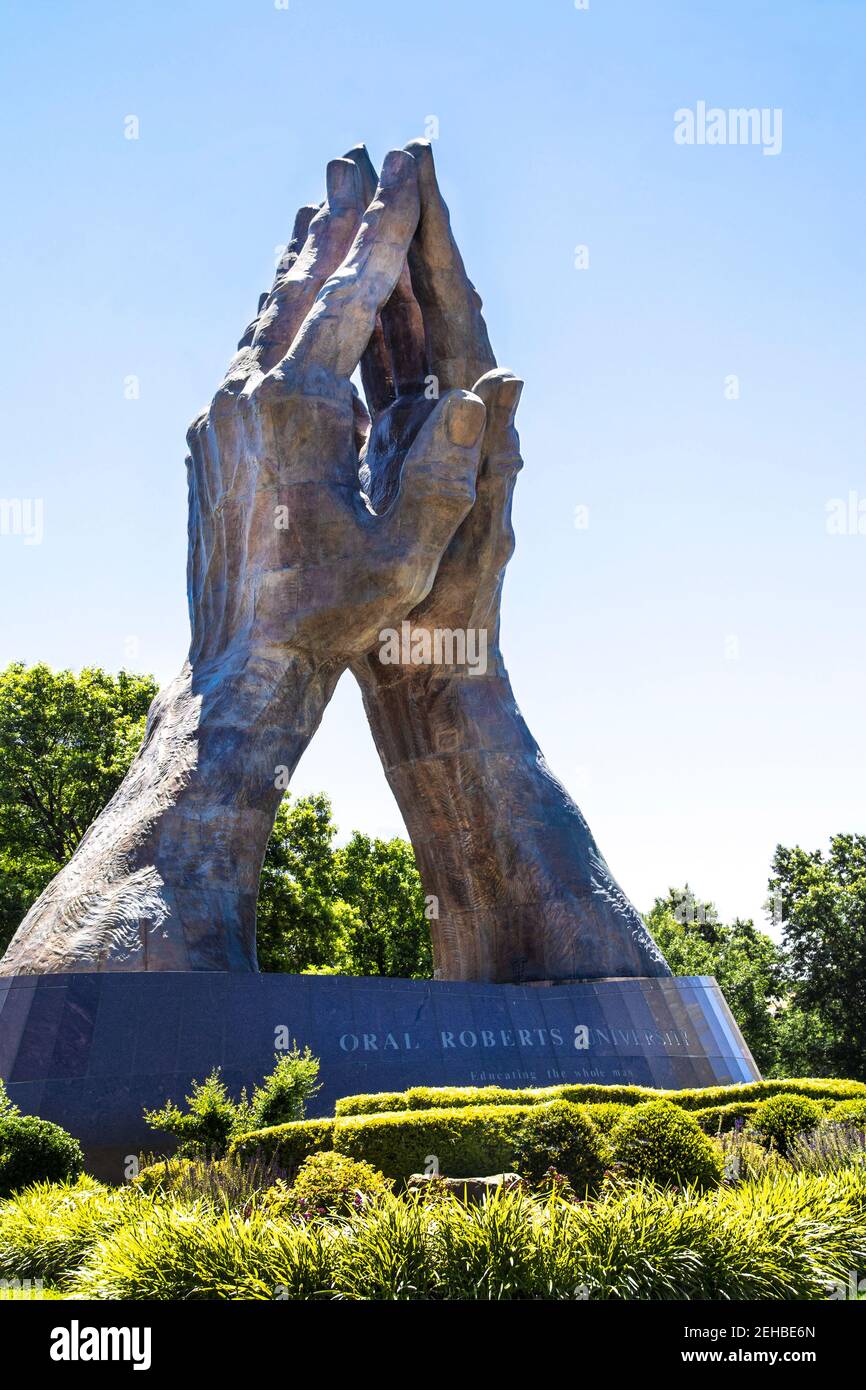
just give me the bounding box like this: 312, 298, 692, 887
350, 141, 669, 984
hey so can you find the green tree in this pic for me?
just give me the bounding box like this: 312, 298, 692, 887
769, 835, 866, 1080
332, 832, 432, 978
0, 849, 58, 957
0, 662, 156, 953
646, 887, 784, 1074
247, 1047, 321, 1129
255, 794, 343, 973
144, 1069, 250, 1159
255, 793, 432, 979
769, 1003, 837, 1078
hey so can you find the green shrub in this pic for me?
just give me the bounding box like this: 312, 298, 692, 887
0, 1177, 125, 1286
584, 1102, 629, 1135
561, 1168, 866, 1301
72, 1198, 336, 1301
247, 1047, 321, 1130
239, 1101, 606, 1186
0, 1115, 84, 1197
144, 1069, 247, 1160
332, 1104, 530, 1181
335, 1091, 412, 1117
513, 1101, 608, 1194
230, 1118, 335, 1175
331, 1193, 444, 1299
394, 1188, 540, 1299
144, 1053, 321, 1160
235, 1082, 866, 1196
829, 1100, 866, 1129
610, 1100, 724, 1191
752, 1094, 823, 1155
0, 1079, 19, 1120
265, 1151, 392, 1220
335, 1077, 866, 1118
694, 1102, 761, 1135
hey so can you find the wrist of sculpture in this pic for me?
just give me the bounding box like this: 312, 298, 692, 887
0, 648, 337, 976
356, 652, 670, 984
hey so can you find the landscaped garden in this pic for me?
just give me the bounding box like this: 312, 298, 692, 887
3, 1065, 866, 1302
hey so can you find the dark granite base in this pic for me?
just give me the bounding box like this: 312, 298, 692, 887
0, 972, 759, 1181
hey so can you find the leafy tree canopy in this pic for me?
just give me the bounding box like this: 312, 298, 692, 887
0, 662, 156, 953
256, 793, 431, 979
769, 834, 866, 1079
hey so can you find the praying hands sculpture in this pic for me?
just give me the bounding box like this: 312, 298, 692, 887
0, 141, 668, 983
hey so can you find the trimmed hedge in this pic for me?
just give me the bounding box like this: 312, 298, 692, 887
698, 1097, 862, 1138
694, 1101, 761, 1135
234, 1102, 605, 1183
610, 1101, 724, 1191
648, 1080, 865, 1112
752, 1094, 823, 1156
231, 1118, 334, 1174
584, 1102, 630, 1135
232, 1086, 866, 1187
514, 1100, 608, 1193
333, 1104, 531, 1181
334, 1077, 866, 1118
829, 1099, 866, 1128
334, 1086, 537, 1116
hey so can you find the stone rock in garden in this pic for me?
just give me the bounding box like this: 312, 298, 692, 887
407, 1172, 523, 1203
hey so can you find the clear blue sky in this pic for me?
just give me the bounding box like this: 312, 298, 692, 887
1, 0, 864, 930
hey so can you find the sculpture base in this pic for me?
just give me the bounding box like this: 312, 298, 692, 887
0, 971, 759, 1180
